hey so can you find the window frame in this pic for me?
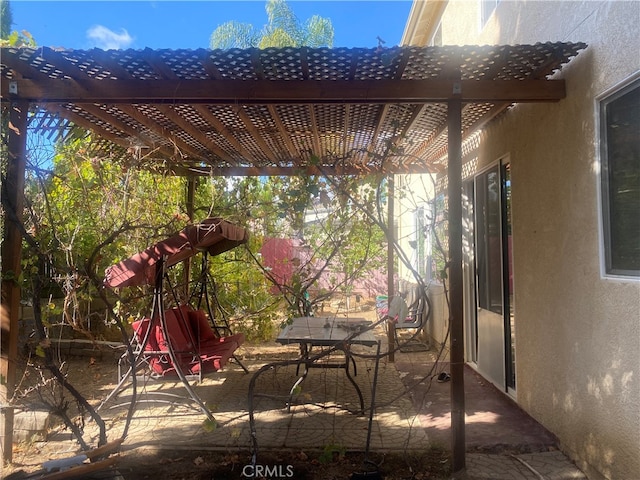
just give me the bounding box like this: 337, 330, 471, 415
413, 206, 427, 277
474, 162, 506, 314
597, 73, 640, 279
480, 0, 500, 28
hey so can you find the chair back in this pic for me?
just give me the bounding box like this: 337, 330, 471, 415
387, 295, 410, 323
397, 284, 428, 329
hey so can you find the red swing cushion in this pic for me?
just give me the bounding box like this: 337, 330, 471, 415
132, 305, 244, 376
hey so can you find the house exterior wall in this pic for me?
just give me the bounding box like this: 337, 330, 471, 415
394, 174, 447, 344
395, 173, 436, 284
432, 1, 640, 479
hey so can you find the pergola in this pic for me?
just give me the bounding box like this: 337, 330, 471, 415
0, 42, 586, 467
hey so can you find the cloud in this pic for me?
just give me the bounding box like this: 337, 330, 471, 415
86, 25, 134, 50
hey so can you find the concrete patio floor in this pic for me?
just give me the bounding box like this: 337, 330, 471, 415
79, 341, 429, 453
9, 330, 587, 479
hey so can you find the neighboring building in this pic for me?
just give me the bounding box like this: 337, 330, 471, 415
260, 236, 387, 303
401, 1, 639, 479
394, 172, 444, 301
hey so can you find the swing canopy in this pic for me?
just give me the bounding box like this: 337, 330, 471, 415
104, 217, 248, 288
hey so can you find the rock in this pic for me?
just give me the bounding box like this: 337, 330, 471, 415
13, 409, 51, 442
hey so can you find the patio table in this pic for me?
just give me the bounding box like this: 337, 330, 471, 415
276, 316, 378, 413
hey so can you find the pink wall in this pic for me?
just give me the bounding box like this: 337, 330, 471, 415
260, 237, 387, 299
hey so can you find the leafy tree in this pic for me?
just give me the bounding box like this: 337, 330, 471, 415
1, 0, 12, 39
22, 135, 194, 324
0, 0, 35, 47
210, 0, 333, 49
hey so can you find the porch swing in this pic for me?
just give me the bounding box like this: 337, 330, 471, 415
188, 250, 249, 373
100, 217, 249, 417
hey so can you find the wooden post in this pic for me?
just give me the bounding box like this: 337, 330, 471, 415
1, 101, 28, 463
448, 95, 466, 473
183, 177, 196, 299
387, 174, 395, 362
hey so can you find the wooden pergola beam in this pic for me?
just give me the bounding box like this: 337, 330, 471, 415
115, 104, 205, 163
356, 104, 390, 165
184, 162, 437, 177
1, 101, 28, 463
192, 104, 252, 164
267, 104, 301, 159
448, 96, 466, 473
1, 78, 567, 104
46, 104, 132, 147
235, 107, 278, 164
155, 104, 232, 162
308, 105, 323, 159
416, 102, 510, 165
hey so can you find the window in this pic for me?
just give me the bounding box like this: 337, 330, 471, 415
414, 207, 427, 277
430, 193, 447, 281
431, 23, 442, 47
480, 0, 500, 27
475, 165, 503, 313
410, 204, 439, 281
600, 77, 640, 276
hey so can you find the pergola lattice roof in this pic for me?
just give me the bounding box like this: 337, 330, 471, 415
0, 42, 586, 176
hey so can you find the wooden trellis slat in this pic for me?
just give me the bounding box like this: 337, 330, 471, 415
0, 43, 586, 176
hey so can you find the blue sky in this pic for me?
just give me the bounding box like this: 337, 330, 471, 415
10, 1, 414, 50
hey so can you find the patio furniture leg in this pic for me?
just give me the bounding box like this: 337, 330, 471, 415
287, 359, 310, 413
295, 343, 309, 376
233, 354, 249, 373
342, 347, 365, 414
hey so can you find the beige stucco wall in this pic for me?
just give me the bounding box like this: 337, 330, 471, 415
394, 174, 452, 347
396, 173, 436, 285
435, 1, 640, 479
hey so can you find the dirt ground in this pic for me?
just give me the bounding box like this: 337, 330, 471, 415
113, 447, 450, 480
6, 447, 449, 479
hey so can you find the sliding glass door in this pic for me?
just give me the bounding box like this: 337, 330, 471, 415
470, 160, 515, 392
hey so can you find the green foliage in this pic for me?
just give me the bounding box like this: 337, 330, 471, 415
0, 0, 12, 39
189, 172, 387, 336
19, 131, 388, 346
21, 133, 190, 336
202, 417, 217, 432
249, 173, 387, 320
0, 0, 35, 48
26, 135, 186, 275
20, 134, 302, 342
204, 239, 280, 343
0, 28, 35, 47
210, 0, 333, 49
208, 21, 257, 49
301, 16, 333, 48
318, 441, 346, 464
